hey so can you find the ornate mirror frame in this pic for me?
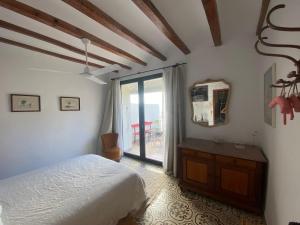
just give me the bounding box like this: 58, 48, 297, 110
190, 79, 231, 128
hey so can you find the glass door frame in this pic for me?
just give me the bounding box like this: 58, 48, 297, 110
120, 73, 163, 166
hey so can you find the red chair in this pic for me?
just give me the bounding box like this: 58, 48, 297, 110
131, 121, 153, 142
144, 121, 152, 140
131, 123, 139, 143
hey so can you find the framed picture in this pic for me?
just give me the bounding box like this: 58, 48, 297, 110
264, 64, 276, 127
60, 97, 80, 111
11, 94, 41, 112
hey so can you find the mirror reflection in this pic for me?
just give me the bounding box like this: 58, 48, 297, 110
191, 79, 230, 127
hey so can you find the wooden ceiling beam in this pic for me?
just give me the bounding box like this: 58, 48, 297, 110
201, 0, 222, 46
0, 20, 131, 70
0, 0, 147, 66
256, 0, 271, 35
131, 0, 190, 54
62, 0, 167, 61
0, 37, 104, 68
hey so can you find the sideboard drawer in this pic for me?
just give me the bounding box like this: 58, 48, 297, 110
197, 151, 214, 160
182, 149, 214, 160
216, 156, 235, 164
182, 149, 196, 156
216, 156, 257, 169
236, 159, 256, 169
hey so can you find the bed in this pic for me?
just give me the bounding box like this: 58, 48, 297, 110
0, 154, 147, 225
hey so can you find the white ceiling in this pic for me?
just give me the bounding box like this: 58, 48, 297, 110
0, 0, 261, 76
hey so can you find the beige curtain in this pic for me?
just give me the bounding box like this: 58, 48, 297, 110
163, 64, 186, 176
99, 80, 123, 153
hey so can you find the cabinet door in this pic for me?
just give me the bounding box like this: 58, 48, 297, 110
182, 156, 215, 190
215, 160, 256, 202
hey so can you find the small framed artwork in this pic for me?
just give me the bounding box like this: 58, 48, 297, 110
264, 64, 276, 127
11, 94, 41, 112
60, 97, 80, 111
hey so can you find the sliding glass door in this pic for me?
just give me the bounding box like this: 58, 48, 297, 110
121, 82, 140, 157
121, 74, 164, 165
144, 78, 165, 162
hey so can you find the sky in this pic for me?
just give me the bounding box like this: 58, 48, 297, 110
130, 92, 163, 105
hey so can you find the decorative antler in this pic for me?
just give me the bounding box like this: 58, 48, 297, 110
255, 40, 299, 65
256, 3, 300, 90
270, 84, 290, 88
266, 4, 300, 31
276, 79, 291, 85
287, 71, 298, 78
270, 79, 291, 88
258, 26, 300, 50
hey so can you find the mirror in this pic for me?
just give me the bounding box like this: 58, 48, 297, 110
191, 79, 230, 127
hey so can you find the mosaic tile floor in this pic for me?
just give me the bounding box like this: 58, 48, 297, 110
120, 157, 266, 225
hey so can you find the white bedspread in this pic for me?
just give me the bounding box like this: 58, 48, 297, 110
0, 154, 146, 225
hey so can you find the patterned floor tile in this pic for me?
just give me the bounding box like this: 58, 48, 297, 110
121, 157, 265, 225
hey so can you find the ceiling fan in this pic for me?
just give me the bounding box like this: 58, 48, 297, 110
80, 38, 121, 85
28, 38, 121, 85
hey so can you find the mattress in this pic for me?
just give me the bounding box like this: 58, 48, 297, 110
0, 154, 146, 225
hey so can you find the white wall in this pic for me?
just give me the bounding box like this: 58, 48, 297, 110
257, 1, 300, 224
118, 36, 260, 144
0, 47, 106, 179
185, 36, 260, 144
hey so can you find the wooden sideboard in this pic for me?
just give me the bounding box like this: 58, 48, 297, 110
178, 138, 267, 214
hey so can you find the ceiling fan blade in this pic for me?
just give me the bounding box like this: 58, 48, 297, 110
91, 64, 121, 77
86, 76, 107, 85
28, 68, 72, 74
